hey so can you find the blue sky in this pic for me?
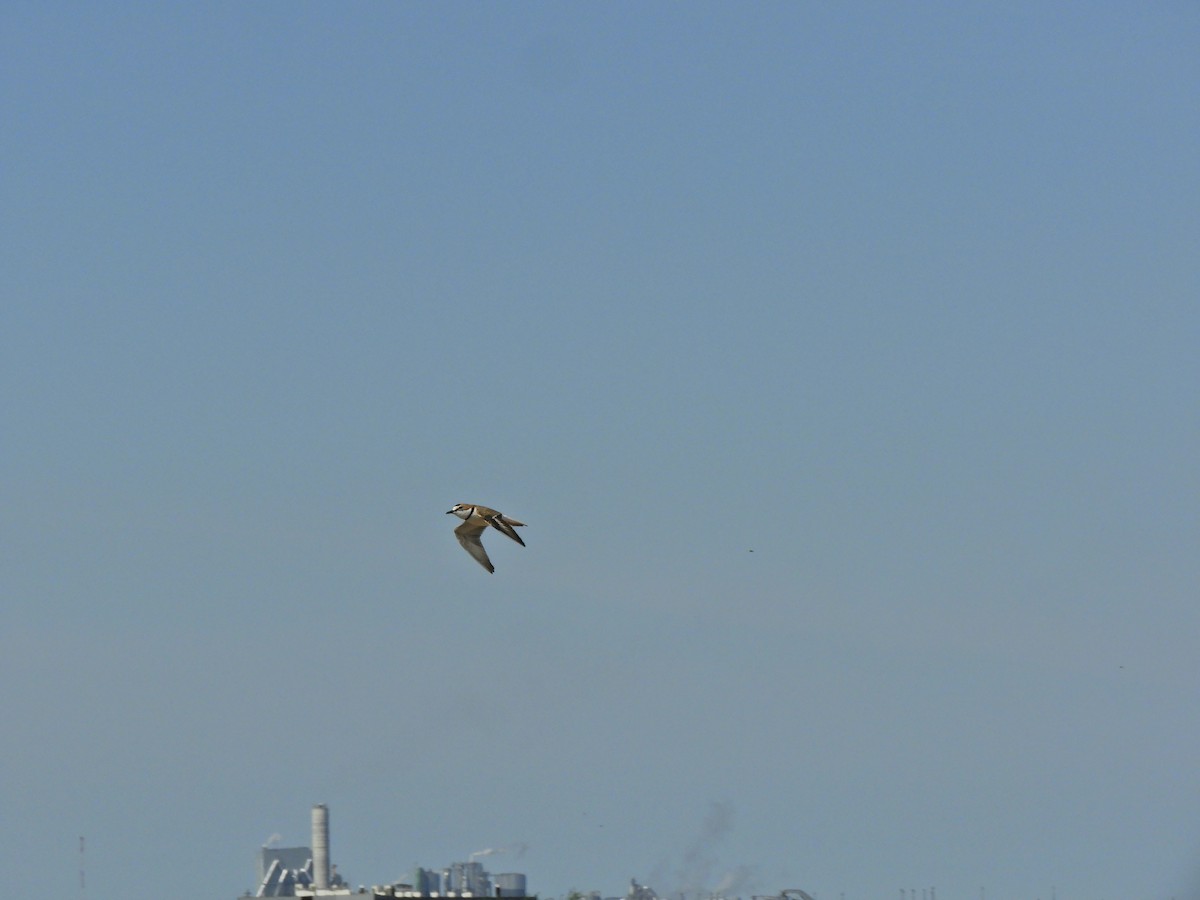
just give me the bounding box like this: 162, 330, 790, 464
2, 4, 1198, 900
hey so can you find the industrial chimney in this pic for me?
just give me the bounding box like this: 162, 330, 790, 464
311, 804, 330, 890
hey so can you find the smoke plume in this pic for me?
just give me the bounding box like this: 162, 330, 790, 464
470, 843, 529, 863
650, 802, 758, 900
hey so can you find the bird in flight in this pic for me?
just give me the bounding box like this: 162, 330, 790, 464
446, 503, 526, 573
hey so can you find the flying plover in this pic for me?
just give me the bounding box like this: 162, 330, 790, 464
446, 503, 526, 573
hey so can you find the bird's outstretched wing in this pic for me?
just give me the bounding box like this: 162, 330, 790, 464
454, 521, 495, 573
485, 514, 526, 546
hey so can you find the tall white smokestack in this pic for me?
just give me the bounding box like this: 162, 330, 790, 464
311, 804, 330, 890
